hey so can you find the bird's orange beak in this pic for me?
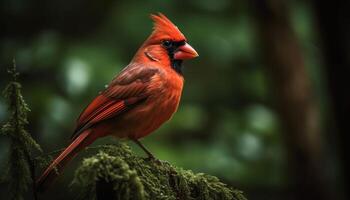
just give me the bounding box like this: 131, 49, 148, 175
174, 43, 199, 60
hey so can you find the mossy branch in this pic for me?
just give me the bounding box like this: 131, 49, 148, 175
73, 143, 247, 200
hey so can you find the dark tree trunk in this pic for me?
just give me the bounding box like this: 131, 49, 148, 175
250, 0, 331, 199
312, 1, 350, 200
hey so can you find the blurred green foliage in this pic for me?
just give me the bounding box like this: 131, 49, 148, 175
0, 0, 323, 198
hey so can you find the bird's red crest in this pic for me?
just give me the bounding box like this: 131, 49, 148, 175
150, 13, 186, 42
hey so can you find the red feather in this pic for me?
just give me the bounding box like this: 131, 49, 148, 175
36, 129, 95, 190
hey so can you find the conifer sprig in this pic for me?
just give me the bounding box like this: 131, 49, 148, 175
1, 59, 42, 200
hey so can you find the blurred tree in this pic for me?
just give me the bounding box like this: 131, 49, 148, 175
0, 60, 42, 200
313, 1, 350, 199
251, 0, 331, 199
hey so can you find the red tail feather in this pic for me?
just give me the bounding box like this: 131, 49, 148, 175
36, 129, 95, 191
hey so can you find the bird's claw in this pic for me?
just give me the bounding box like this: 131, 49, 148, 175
145, 156, 162, 165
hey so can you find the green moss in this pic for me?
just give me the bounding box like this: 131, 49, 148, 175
73, 143, 247, 200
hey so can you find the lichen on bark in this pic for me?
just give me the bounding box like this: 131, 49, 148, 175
73, 143, 247, 200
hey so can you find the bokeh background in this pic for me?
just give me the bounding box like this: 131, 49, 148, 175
0, 0, 349, 200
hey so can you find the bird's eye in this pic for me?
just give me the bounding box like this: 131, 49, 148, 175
162, 40, 172, 48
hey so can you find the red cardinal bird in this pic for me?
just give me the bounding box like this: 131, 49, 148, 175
36, 13, 198, 190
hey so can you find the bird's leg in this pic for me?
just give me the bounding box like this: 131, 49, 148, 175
133, 139, 156, 159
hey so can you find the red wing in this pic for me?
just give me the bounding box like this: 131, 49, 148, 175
76, 94, 115, 126
71, 65, 158, 140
